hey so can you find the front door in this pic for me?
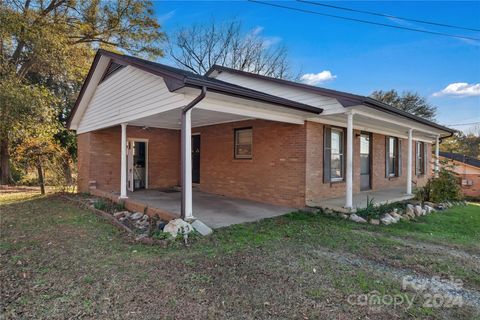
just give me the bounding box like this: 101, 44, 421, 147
192, 135, 201, 184
127, 140, 147, 191
360, 133, 371, 191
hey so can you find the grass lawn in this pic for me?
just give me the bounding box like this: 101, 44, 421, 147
1, 190, 479, 319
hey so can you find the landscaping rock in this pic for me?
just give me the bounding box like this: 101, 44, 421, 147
163, 219, 193, 238
406, 204, 415, 216
191, 219, 213, 236
339, 213, 349, 219
400, 215, 410, 221
114, 211, 127, 218
369, 219, 380, 225
390, 211, 402, 221
130, 212, 143, 220
381, 214, 396, 225
424, 201, 436, 208
349, 214, 367, 223
414, 205, 423, 216
421, 209, 426, 216
424, 205, 435, 214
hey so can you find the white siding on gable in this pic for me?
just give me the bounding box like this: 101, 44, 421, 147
215, 72, 343, 112
77, 66, 188, 134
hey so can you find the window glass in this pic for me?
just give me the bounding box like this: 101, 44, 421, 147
417, 142, 424, 175
331, 129, 344, 180
235, 128, 252, 159
388, 137, 397, 176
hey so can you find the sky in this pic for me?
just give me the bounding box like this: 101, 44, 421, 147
153, 1, 480, 133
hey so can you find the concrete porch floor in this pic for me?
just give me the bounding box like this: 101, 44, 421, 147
308, 187, 414, 213
128, 189, 294, 229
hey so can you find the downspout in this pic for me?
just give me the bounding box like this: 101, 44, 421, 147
181, 86, 207, 219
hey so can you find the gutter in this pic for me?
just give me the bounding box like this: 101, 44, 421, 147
182, 86, 207, 114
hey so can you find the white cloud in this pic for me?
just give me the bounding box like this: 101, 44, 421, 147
433, 82, 480, 97
300, 71, 337, 86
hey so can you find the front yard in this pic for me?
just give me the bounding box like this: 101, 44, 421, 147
1, 190, 479, 319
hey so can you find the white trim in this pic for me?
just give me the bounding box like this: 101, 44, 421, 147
127, 138, 149, 189
352, 109, 442, 137
120, 123, 128, 199
196, 101, 305, 125
406, 128, 413, 195
434, 135, 440, 178
345, 112, 353, 209
309, 118, 433, 143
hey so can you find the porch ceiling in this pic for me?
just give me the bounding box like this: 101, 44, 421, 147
129, 107, 251, 130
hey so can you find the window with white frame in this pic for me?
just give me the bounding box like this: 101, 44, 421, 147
331, 128, 344, 181
387, 137, 398, 176
416, 141, 425, 175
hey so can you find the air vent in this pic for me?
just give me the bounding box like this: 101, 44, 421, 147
100, 61, 125, 83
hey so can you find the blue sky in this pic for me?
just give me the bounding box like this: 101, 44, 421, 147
153, 1, 480, 133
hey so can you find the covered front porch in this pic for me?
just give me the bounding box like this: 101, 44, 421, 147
127, 189, 294, 229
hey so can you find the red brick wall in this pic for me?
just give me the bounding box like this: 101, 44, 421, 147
192, 120, 307, 208
77, 121, 433, 208
77, 126, 180, 193
305, 121, 432, 205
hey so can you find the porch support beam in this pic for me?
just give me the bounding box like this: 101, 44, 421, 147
181, 87, 207, 220
434, 135, 440, 178
406, 128, 413, 195
181, 110, 193, 219
120, 123, 128, 199
345, 111, 354, 209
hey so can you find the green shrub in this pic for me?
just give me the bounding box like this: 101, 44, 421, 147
414, 159, 462, 203
93, 199, 108, 211
355, 197, 406, 219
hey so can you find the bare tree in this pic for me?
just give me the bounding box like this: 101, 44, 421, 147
168, 19, 292, 79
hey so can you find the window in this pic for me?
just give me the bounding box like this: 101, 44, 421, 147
387, 137, 398, 177
416, 141, 425, 175
385, 136, 402, 177
234, 128, 252, 159
330, 128, 344, 181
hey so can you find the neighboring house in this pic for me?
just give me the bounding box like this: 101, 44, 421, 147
438, 152, 480, 197
68, 50, 454, 219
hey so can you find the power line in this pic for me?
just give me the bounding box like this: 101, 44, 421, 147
446, 122, 480, 127
298, 0, 480, 32
248, 0, 480, 42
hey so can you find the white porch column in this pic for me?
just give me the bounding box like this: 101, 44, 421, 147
181, 109, 194, 220
345, 112, 354, 209
120, 123, 128, 199
406, 128, 413, 195
434, 135, 440, 178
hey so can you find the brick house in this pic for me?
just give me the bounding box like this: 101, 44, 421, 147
438, 152, 480, 198
68, 50, 454, 220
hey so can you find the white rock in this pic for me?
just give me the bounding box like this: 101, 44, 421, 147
424, 205, 435, 214
381, 213, 396, 225
191, 219, 213, 236
414, 205, 423, 216
390, 212, 402, 221
406, 204, 415, 216
349, 214, 367, 223
163, 219, 193, 238
130, 212, 143, 220
369, 219, 380, 225
421, 209, 426, 216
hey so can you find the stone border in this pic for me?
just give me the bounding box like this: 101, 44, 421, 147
88, 189, 177, 222
61, 194, 169, 247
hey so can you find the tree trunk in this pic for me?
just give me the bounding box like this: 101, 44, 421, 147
0, 137, 10, 185
63, 157, 72, 185
36, 159, 45, 195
